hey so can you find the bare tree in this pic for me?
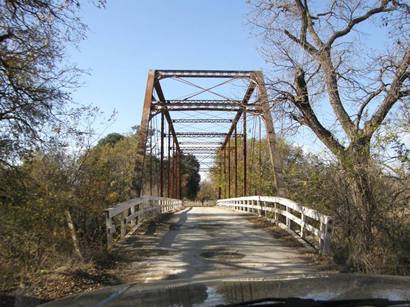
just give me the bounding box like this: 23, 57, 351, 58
250, 0, 409, 250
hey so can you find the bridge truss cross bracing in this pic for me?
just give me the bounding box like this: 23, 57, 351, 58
131, 70, 286, 199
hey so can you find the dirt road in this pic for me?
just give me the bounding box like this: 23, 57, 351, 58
108, 206, 326, 283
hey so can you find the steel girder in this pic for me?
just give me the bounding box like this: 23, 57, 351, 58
173, 119, 232, 123
157, 70, 253, 79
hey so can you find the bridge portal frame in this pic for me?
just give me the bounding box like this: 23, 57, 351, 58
131, 70, 286, 198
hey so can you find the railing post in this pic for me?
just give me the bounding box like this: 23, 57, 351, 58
300, 212, 305, 238
130, 205, 136, 227
120, 211, 127, 239
141, 201, 146, 222
286, 206, 290, 229
320, 217, 332, 255
257, 199, 261, 216
105, 211, 113, 249
274, 202, 277, 221
155, 198, 159, 215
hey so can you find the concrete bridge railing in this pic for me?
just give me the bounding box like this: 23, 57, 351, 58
217, 196, 333, 255
104, 196, 182, 249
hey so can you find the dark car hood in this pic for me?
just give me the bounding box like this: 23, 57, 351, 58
41, 273, 410, 306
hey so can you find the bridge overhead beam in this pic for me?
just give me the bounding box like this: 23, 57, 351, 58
173, 118, 232, 124
153, 105, 258, 113
180, 142, 222, 145
183, 150, 216, 156
181, 152, 217, 154
181, 149, 218, 152
175, 132, 244, 138
157, 69, 253, 79
166, 99, 242, 104
176, 132, 228, 138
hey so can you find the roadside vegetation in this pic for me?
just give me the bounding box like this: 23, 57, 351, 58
0, 131, 201, 297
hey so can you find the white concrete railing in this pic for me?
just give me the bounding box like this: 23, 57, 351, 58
217, 196, 333, 255
104, 196, 182, 249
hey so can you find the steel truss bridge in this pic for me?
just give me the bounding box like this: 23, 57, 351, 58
103, 70, 333, 265
131, 69, 286, 199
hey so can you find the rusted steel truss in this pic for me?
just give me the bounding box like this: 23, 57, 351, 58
175, 132, 243, 138
131, 69, 286, 199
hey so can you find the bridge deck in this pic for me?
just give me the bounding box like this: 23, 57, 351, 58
110, 206, 327, 283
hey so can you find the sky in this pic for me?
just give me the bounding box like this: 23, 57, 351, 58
69, 1, 266, 134
67, 1, 401, 161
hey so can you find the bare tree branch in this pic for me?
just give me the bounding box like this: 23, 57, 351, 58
293, 67, 345, 155
327, 0, 392, 47
356, 86, 385, 128
283, 29, 318, 55
295, 0, 324, 48
319, 51, 357, 138
364, 49, 410, 136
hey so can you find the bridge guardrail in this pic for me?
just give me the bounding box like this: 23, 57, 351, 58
183, 200, 216, 207
104, 196, 182, 249
217, 196, 333, 255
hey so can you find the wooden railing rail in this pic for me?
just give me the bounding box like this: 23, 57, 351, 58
217, 196, 333, 255
104, 196, 182, 249
183, 200, 216, 207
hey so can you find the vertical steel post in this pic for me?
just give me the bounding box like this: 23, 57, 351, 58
167, 129, 171, 197
176, 152, 178, 198
171, 138, 174, 198
258, 116, 262, 195
149, 121, 153, 196
160, 112, 164, 197
131, 70, 155, 197
234, 126, 238, 197
179, 152, 182, 199
173, 141, 176, 198
254, 71, 286, 196
176, 151, 179, 199
228, 142, 231, 198
243, 111, 247, 196
156, 131, 160, 197
223, 148, 226, 198
218, 158, 222, 199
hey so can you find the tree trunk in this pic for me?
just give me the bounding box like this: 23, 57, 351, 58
341, 140, 376, 252
64, 208, 83, 260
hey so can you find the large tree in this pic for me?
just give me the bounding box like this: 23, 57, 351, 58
0, 0, 102, 164
251, 0, 409, 251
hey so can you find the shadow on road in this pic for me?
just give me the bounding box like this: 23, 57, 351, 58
159, 207, 192, 248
